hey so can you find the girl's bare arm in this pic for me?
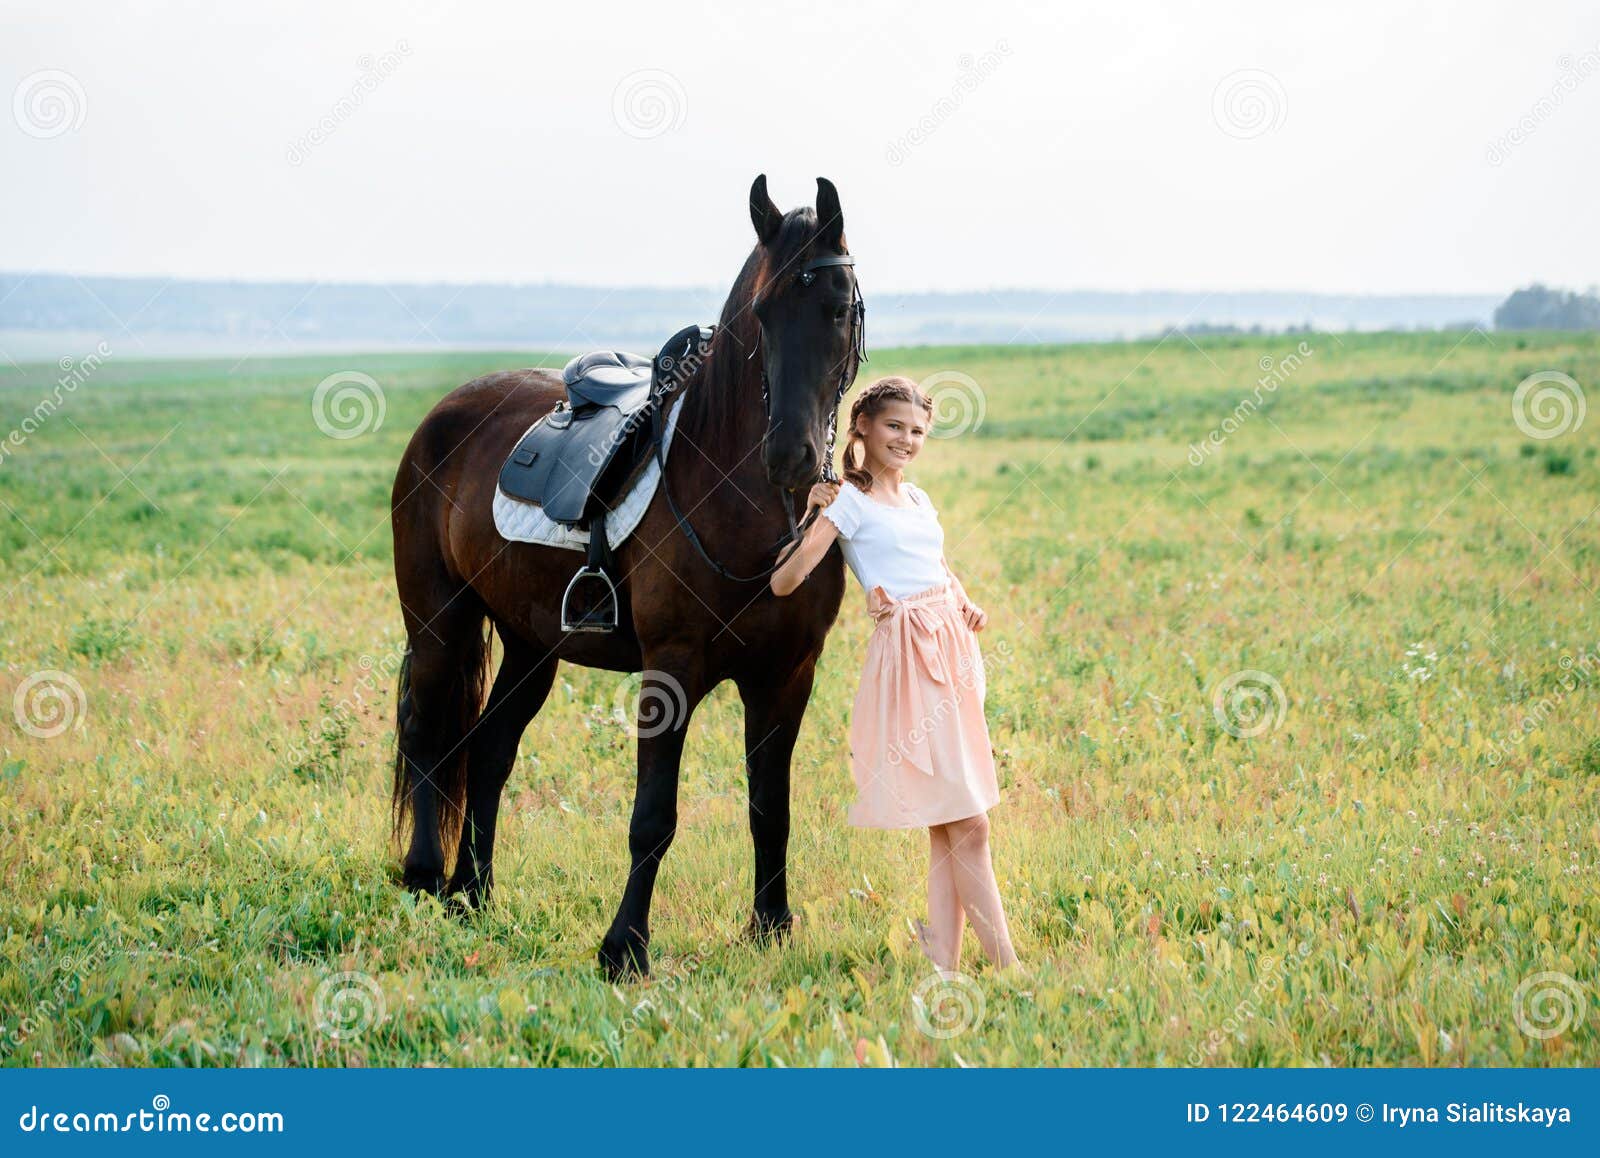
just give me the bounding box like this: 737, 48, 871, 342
942, 554, 987, 631
940, 554, 970, 604
770, 505, 842, 596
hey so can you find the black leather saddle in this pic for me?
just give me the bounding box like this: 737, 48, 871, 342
497, 324, 712, 633
562, 350, 653, 410
498, 353, 656, 527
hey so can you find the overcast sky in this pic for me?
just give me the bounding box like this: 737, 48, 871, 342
2, 0, 1596, 295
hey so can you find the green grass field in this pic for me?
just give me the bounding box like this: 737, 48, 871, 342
1, 329, 1596, 1067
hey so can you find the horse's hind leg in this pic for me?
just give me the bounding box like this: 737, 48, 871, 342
392, 592, 491, 896
447, 630, 558, 905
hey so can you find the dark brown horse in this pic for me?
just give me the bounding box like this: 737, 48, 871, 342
389, 175, 863, 978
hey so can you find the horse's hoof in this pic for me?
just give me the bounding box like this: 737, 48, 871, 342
743, 908, 794, 946
444, 872, 491, 912
401, 864, 446, 896
598, 933, 650, 981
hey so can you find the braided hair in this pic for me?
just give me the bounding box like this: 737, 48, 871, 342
839, 376, 933, 494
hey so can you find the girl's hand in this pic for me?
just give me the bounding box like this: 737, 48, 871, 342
805, 481, 840, 520
962, 600, 987, 632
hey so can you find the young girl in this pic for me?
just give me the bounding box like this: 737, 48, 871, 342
770, 376, 1019, 973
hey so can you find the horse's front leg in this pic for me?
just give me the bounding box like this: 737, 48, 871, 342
735, 659, 818, 946
598, 659, 706, 980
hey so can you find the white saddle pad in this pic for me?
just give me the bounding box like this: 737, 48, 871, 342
491, 394, 686, 552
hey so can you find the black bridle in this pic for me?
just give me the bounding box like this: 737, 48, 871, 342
650, 251, 867, 584
758, 254, 867, 488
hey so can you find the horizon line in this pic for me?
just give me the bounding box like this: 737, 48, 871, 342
0, 269, 1523, 300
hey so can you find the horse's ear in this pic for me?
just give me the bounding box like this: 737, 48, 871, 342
749, 174, 782, 245
815, 177, 844, 248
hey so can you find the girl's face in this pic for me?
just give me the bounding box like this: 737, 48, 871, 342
855, 399, 930, 472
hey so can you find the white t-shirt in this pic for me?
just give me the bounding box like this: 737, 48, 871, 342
820, 479, 949, 599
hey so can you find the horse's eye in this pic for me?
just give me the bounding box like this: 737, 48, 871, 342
832, 303, 850, 323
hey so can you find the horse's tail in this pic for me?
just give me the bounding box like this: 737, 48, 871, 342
389, 647, 416, 847
389, 619, 492, 871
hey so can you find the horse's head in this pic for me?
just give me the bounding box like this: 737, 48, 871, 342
746, 174, 865, 490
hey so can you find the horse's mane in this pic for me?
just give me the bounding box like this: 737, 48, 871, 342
680, 206, 820, 456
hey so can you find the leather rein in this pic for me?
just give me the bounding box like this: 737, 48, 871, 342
649, 252, 867, 584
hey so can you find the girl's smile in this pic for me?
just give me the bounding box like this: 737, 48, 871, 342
857, 399, 928, 475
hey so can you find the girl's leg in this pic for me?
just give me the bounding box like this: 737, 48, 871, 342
942, 812, 1019, 969
924, 824, 964, 971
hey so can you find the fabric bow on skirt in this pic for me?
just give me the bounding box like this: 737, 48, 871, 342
846, 581, 1000, 829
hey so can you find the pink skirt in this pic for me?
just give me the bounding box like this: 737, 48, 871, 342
847, 581, 1001, 829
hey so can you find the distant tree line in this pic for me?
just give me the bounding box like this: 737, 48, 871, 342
1494, 284, 1600, 330
1162, 321, 1318, 337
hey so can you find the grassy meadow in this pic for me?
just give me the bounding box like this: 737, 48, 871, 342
1, 329, 1597, 1067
